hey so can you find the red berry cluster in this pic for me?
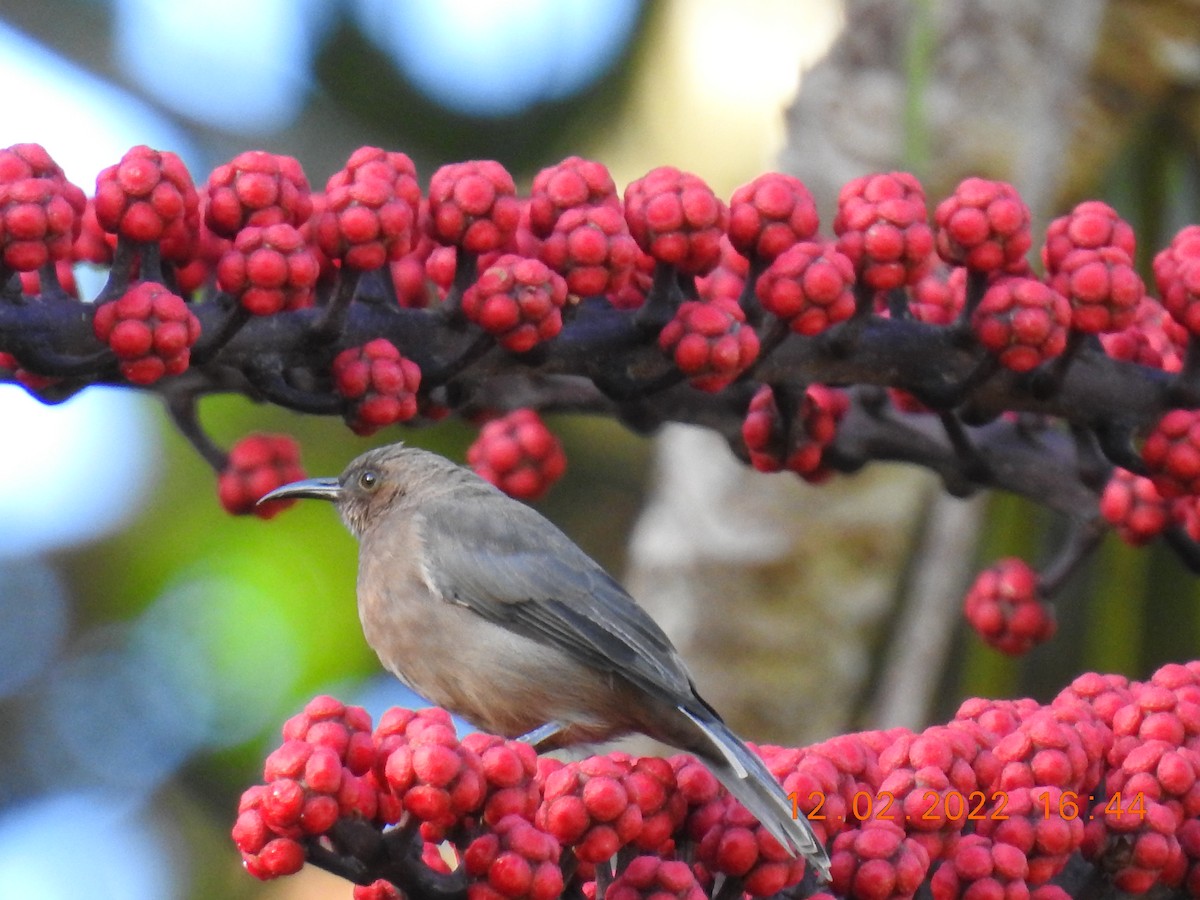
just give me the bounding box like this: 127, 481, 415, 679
467, 409, 566, 501
692, 792, 807, 896
427, 160, 521, 254
460, 732, 542, 826
526, 156, 620, 239
463, 814, 564, 900
233, 696, 378, 879
537, 204, 640, 296
1042, 200, 1135, 273
216, 223, 319, 314
970, 277, 1071, 373
930, 833, 1028, 900
908, 266, 966, 325
1049, 245, 1144, 334
0, 143, 86, 272
657, 298, 760, 392
536, 753, 683, 866
1110, 680, 1200, 752
933, 177, 1031, 273
234, 659, 1200, 899
962, 558, 1056, 655
1101, 294, 1186, 372
331, 338, 422, 435
1040, 200, 1142, 335
373, 706, 486, 839
93, 281, 202, 384
1053, 671, 1134, 729
0, 351, 59, 394
1153, 225, 1200, 335
204, 150, 312, 237
696, 237, 750, 305
727, 173, 820, 264
990, 706, 1110, 798
461, 254, 569, 352
742, 383, 849, 481
756, 241, 857, 335
778, 736, 884, 843
317, 148, 420, 270
1086, 798, 1183, 893
218, 433, 306, 517
875, 727, 986, 859
1100, 468, 1172, 546
834, 172, 933, 290
829, 820, 930, 900
605, 856, 706, 900
1143, 409, 1200, 499
624, 166, 727, 275
93, 144, 198, 260
974, 786, 1084, 884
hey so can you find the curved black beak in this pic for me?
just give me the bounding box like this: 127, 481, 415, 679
258, 477, 342, 505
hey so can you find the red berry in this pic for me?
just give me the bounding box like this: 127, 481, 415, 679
317, 149, 420, 271
217, 222, 318, 314
0, 176, 83, 272
94, 145, 198, 260
465, 815, 562, 900
217, 433, 306, 517
1049, 245, 1143, 333
963, 558, 1056, 656
756, 240, 856, 335
1042, 200, 1135, 275
728, 172, 819, 263
934, 177, 1031, 273
331, 339, 422, 435
538, 204, 639, 296
1100, 296, 1186, 372
657, 297, 759, 392
204, 150, 311, 237
1143, 409, 1200, 499
930, 833, 1029, 900
742, 383, 849, 481
462, 254, 569, 351
354, 880, 403, 900
970, 277, 1071, 372
1100, 468, 1171, 545
829, 820, 930, 900
92, 281, 201, 384
427, 160, 520, 253
834, 171, 933, 290
1153, 225, 1200, 335
624, 166, 728, 275
527, 156, 619, 238
250, 836, 305, 879
468, 409, 566, 501
908, 266, 966, 325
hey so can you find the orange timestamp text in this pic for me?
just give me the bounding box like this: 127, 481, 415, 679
787, 790, 1148, 824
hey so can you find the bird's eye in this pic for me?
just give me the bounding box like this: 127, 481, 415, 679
358, 470, 379, 491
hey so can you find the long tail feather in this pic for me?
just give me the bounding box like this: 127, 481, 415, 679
681, 707, 831, 881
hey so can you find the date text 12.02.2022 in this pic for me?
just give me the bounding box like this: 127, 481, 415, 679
788, 790, 1148, 824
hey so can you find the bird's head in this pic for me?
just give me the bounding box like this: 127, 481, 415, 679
258, 442, 473, 538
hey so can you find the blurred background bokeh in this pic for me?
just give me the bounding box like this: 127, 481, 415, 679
3, 1, 1200, 898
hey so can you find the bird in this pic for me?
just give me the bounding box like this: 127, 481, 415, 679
260, 442, 830, 878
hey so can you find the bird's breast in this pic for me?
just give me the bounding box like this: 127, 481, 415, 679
355, 530, 641, 740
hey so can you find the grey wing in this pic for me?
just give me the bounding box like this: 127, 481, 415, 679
418, 493, 697, 701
